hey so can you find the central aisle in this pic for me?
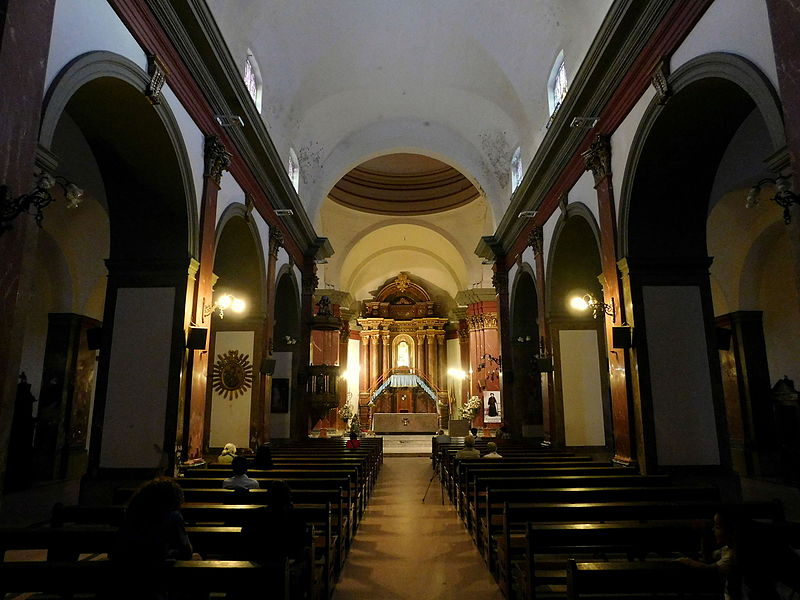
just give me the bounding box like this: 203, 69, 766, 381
333, 456, 504, 600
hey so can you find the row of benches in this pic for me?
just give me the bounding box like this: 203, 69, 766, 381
0, 437, 383, 600
433, 439, 784, 599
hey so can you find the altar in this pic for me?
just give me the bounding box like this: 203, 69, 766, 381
372, 412, 439, 433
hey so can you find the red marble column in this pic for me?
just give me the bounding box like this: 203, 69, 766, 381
0, 0, 58, 495
583, 134, 634, 464
531, 228, 557, 445
765, 0, 800, 173
369, 334, 379, 389
359, 335, 369, 396
186, 135, 230, 458
426, 333, 436, 385
381, 333, 390, 375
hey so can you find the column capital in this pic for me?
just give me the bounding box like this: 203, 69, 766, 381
527, 226, 544, 256
204, 134, 231, 185
582, 134, 612, 186
269, 225, 284, 257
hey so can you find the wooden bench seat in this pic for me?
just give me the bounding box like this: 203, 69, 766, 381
566, 558, 723, 600
0, 559, 292, 600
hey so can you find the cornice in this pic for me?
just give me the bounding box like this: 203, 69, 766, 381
113, 0, 325, 261
492, 0, 713, 260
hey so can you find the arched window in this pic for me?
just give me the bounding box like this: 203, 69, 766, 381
548, 52, 568, 116
288, 147, 300, 192
510, 146, 523, 193
244, 53, 262, 111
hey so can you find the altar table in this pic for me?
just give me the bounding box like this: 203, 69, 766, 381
372, 412, 438, 433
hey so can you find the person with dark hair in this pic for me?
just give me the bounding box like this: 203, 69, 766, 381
239, 481, 311, 600
223, 455, 260, 490
346, 431, 361, 449
455, 435, 480, 460
111, 477, 196, 599
253, 443, 273, 469
470, 427, 479, 438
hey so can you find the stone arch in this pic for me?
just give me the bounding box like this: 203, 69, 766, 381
39, 50, 198, 258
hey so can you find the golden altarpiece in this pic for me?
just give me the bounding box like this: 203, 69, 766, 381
357, 274, 449, 431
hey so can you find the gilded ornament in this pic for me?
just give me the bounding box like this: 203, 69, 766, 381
211, 350, 254, 400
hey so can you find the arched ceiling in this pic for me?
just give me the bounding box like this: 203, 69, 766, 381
208, 1, 613, 220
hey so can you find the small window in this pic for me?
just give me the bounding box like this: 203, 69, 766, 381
288, 148, 300, 192
548, 52, 568, 116
510, 147, 523, 193
244, 54, 262, 111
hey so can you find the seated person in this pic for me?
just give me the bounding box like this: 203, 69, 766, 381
494, 424, 511, 439
217, 442, 237, 463
223, 455, 260, 490
482, 441, 502, 458
346, 431, 361, 449
433, 429, 451, 445
111, 477, 196, 599
470, 427, 480, 438
253, 443, 273, 469
455, 435, 481, 459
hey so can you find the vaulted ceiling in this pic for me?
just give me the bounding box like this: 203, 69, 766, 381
207, 1, 614, 308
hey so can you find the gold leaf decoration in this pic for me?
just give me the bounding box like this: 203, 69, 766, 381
211, 349, 253, 400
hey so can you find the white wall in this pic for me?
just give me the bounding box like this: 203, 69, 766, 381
643, 286, 720, 466
209, 330, 255, 448
559, 329, 606, 446
47, 0, 146, 90
101, 287, 175, 468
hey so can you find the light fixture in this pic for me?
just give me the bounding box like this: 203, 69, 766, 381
215, 114, 244, 127
275, 209, 293, 216
447, 368, 467, 380
571, 293, 615, 321
1, 173, 83, 234
746, 174, 799, 224
570, 116, 599, 129
204, 293, 247, 319
518, 210, 537, 219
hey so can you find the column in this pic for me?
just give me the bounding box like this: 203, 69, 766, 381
292, 263, 317, 440
0, 0, 58, 496
369, 333, 379, 391
382, 333, 390, 375
187, 135, 230, 458
426, 332, 436, 385
359, 335, 369, 397
583, 134, 635, 465
436, 333, 446, 390
530, 227, 556, 444
256, 226, 282, 444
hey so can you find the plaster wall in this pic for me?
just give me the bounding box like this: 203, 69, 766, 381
209, 330, 255, 448
47, 0, 146, 90
559, 329, 605, 446
161, 86, 205, 220
215, 172, 245, 226
101, 287, 174, 468
642, 285, 720, 466
569, 171, 599, 225
671, 0, 779, 91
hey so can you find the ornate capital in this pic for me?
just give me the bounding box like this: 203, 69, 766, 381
492, 269, 508, 294
204, 135, 231, 185
302, 271, 319, 295
269, 225, 284, 257
145, 54, 169, 105
651, 59, 672, 105
581, 134, 612, 186
527, 226, 543, 256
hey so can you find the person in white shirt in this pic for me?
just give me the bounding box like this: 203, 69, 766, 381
482, 441, 502, 459
223, 456, 260, 490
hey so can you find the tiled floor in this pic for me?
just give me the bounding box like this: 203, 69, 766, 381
333, 456, 504, 600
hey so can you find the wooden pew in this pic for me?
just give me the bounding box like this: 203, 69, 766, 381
565, 558, 723, 600
0, 559, 292, 600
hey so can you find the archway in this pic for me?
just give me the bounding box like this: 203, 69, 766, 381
510, 266, 543, 436
206, 210, 267, 453
546, 206, 610, 449
272, 267, 301, 439
619, 53, 788, 473
28, 52, 197, 479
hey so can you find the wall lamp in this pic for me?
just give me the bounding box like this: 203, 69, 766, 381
571, 293, 615, 322
447, 368, 467, 380
746, 175, 799, 224
204, 293, 246, 319
1, 173, 83, 234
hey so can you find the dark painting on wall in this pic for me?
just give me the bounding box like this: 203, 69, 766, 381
271, 378, 290, 413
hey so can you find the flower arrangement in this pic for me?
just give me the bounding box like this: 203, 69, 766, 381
337, 404, 354, 422
462, 395, 482, 420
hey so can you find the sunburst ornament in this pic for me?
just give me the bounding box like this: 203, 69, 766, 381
211, 350, 254, 400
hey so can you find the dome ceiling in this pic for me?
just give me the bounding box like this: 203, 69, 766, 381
329, 153, 480, 215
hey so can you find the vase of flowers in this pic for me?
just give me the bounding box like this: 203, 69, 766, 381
463, 395, 482, 423
337, 403, 354, 431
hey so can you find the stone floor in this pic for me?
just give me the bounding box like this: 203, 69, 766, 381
333, 456, 504, 600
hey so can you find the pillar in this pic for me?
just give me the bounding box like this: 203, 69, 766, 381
382, 333, 390, 376
292, 263, 317, 439
530, 227, 556, 444
583, 134, 635, 465
0, 0, 58, 499
257, 226, 283, 444
370, 334, 380, 390
187, 135, 230, 459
